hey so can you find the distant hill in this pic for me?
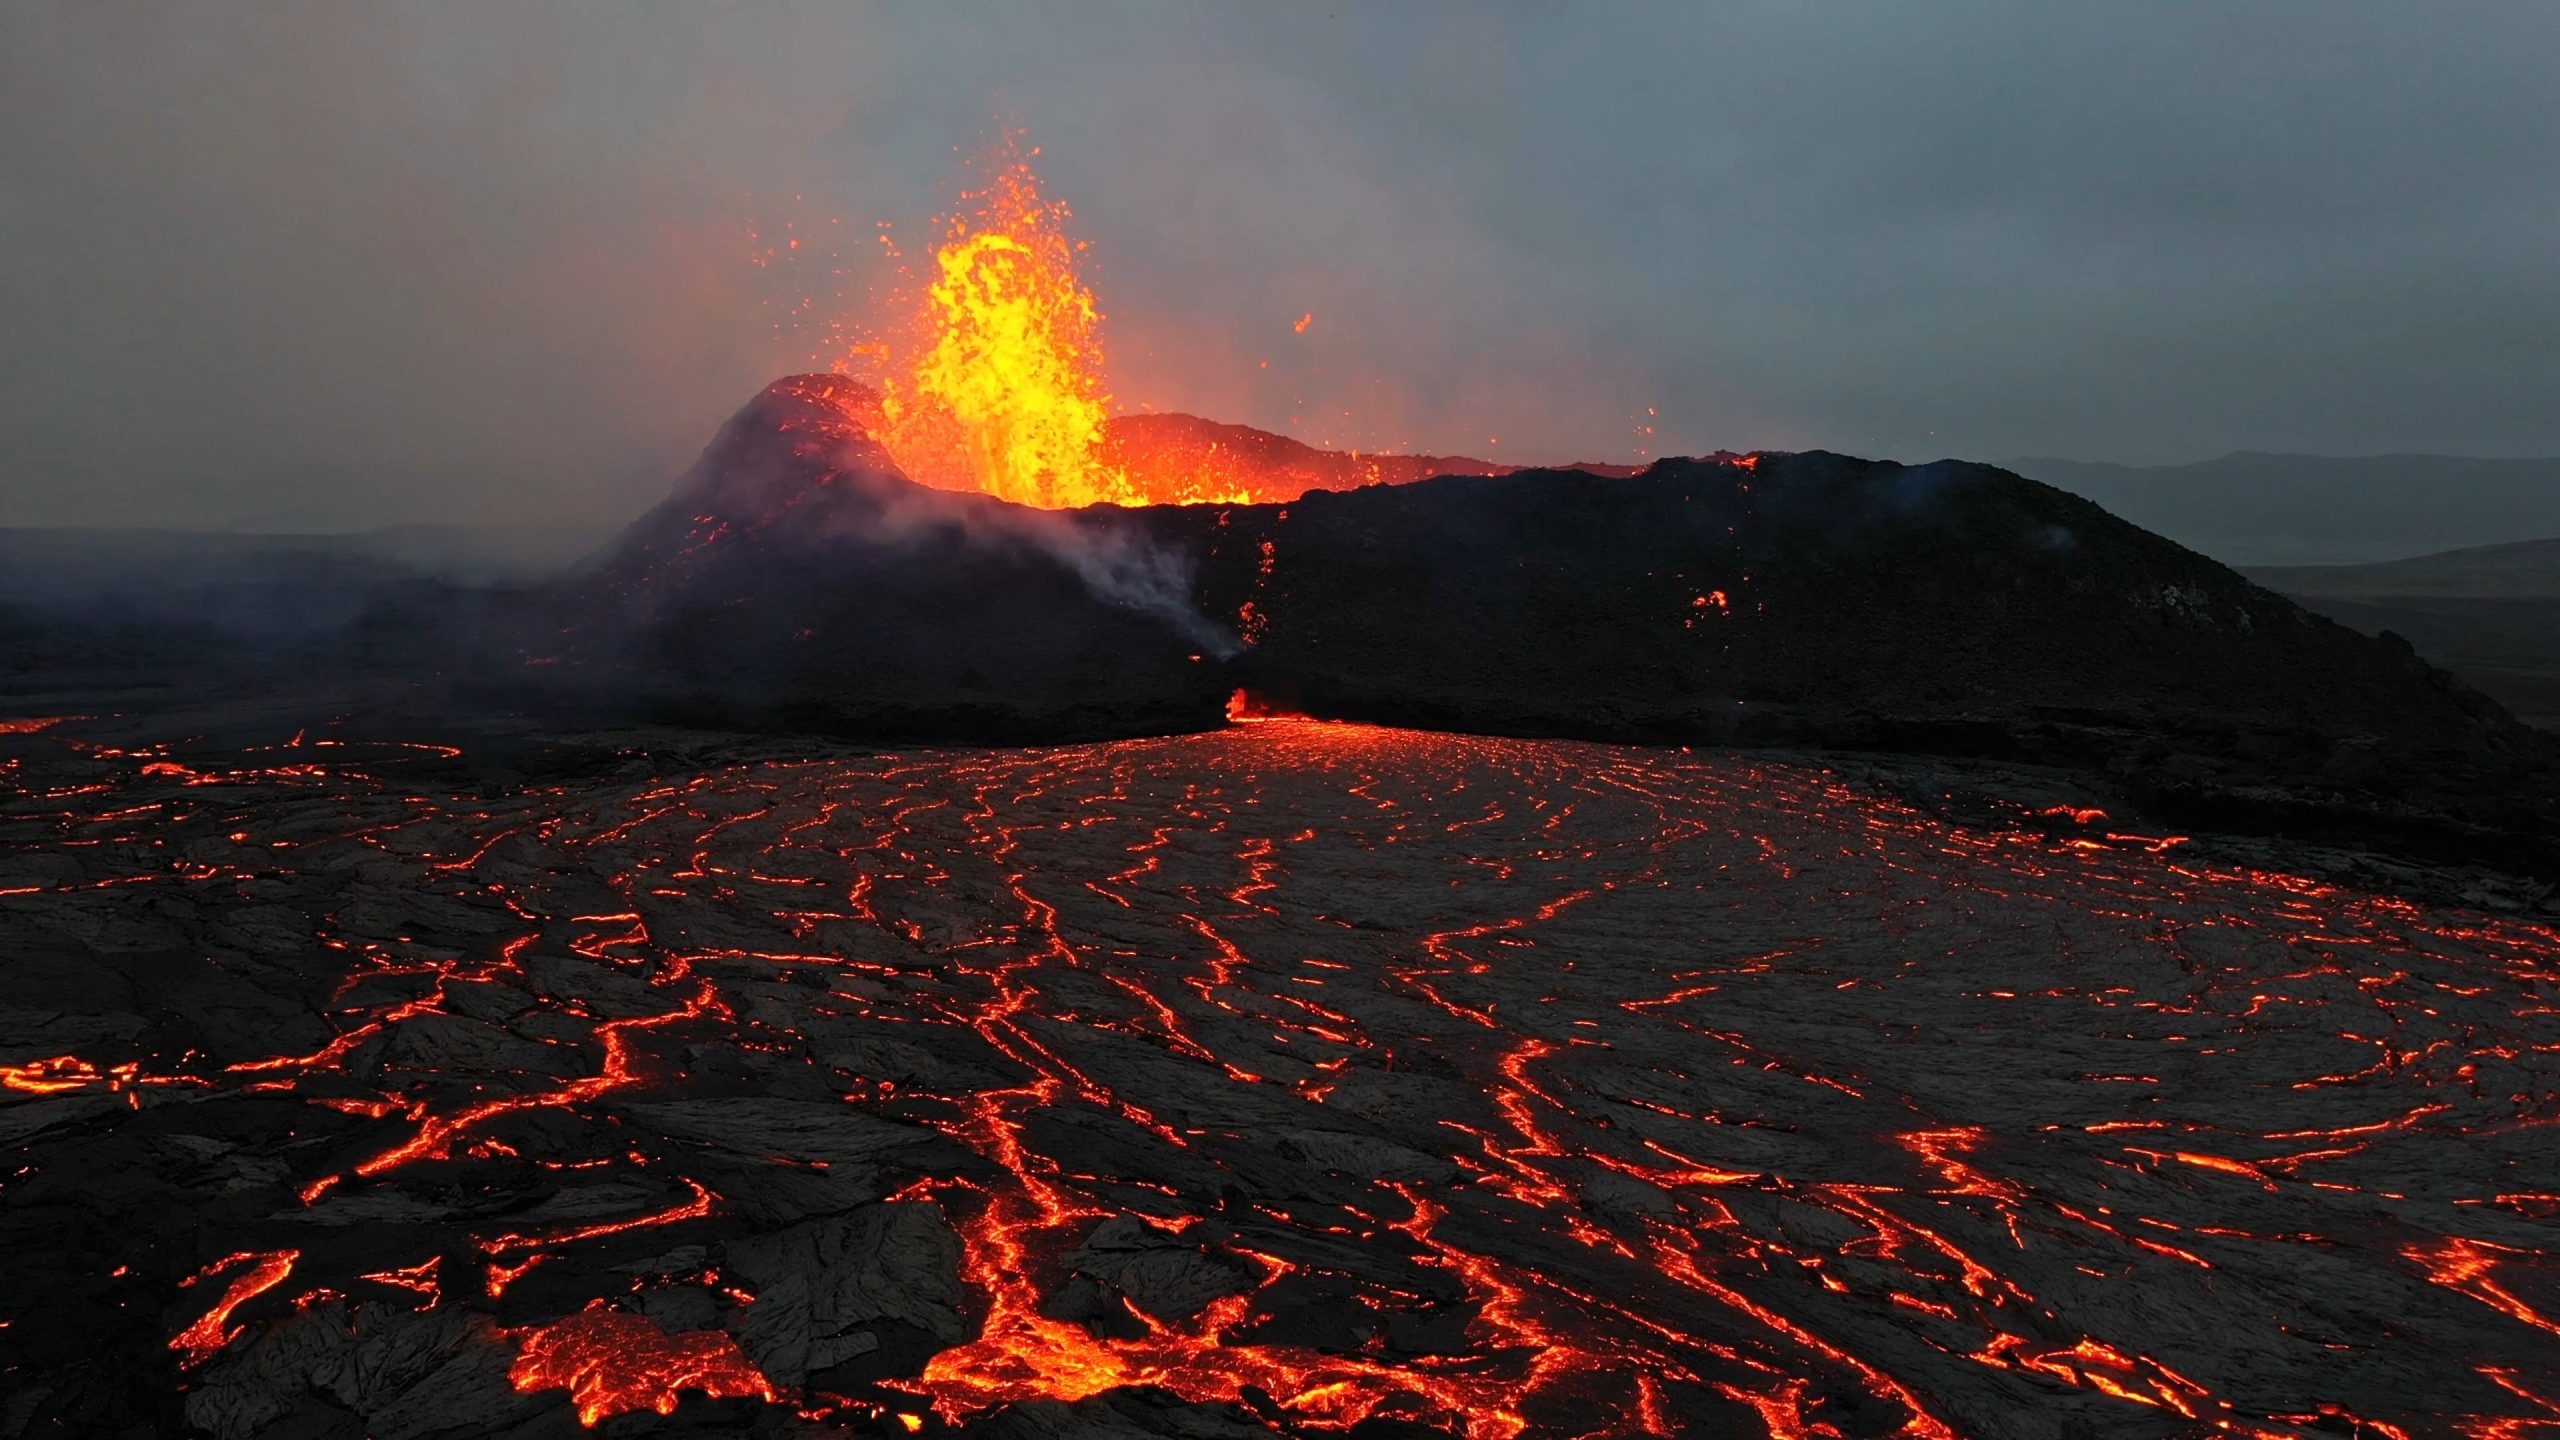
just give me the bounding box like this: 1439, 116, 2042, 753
0, 522, 611, 677
2249, 538, 2560, 601
0, 521, 612, 601
2008, 452, 2560, 565
2247, 538, 2560, 728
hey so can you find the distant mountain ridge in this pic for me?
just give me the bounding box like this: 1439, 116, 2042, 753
2009, 452, 2560, 566
0, 521, 612, 593
2246, 537, 2560, 727
2249, 537, 2560, 601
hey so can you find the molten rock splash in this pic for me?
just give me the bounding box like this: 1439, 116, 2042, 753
846, 138, 1639, 508
509, 1307, 775, 1424
873, 141, 1129, 508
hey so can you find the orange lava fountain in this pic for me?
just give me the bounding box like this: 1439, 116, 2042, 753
869, 137, 1148, 509
853, 137, 1519, 509
1226, 688, 1313, 723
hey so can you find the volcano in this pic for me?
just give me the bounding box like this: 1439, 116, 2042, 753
512, 375, 2558, 877
531, 374, 1230, 742
7, 376, 2560, 1440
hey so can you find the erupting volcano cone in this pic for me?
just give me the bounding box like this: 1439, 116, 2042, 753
502, 372, 2554, 877
530, 375, 1232, 741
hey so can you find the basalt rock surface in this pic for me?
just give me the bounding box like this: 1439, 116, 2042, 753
4, 375, 2546, 878
511, 377, 2559, 882
2, 713, 2556, 1438
508, 374, 1231, 743
1159, 453, 2560, 878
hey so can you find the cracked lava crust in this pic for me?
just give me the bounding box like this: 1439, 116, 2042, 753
2, 716, 2556, 1439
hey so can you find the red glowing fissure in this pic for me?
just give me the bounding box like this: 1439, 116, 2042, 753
4, 722, 2555, 1435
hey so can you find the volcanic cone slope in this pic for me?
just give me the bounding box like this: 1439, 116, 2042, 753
528, 377, 2555, 871
535, 374, 1229, 742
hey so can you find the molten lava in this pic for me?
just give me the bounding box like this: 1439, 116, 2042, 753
509, 1307, 776, 1425
845, 136, 1649, 510
873, 138, 1134, 509
170, 1251, 299, 1367
1225, 688, 1309, 723
14, 716, 2557, 1437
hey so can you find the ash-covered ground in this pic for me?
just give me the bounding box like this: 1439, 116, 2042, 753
4, 709, 2555, 1439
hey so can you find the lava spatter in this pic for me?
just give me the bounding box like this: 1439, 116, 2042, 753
825, 139, 1667, 510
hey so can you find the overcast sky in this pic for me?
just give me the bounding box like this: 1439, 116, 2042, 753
4, 3, 2556, 531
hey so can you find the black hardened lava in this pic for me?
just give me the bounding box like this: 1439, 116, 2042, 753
499, 377, 2560, 881
3, 378, 2558, 1437
2, 375, 2549, 877
3, 713, 2557, 1437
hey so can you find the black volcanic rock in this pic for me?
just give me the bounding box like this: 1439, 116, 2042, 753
7, 720, 2558, 1435
514, 374, 1232, 742
495, 376, 2556, 874
1163, 454, 2556, 871
1168, 453, 2483, 737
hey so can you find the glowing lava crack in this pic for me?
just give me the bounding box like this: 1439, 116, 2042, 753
1, 718, 2556, 1438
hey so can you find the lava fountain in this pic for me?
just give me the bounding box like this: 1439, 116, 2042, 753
839, 135, 1554, 509
867, 136, 1141, 509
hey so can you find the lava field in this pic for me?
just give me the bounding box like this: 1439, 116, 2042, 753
3, 714, 2557, 1439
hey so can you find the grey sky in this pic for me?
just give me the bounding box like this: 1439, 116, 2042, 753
4, 2, 2555, 531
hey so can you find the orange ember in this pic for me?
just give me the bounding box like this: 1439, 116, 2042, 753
509, 1306, 777, 1425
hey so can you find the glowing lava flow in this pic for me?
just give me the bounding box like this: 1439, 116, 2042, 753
170, 1251, 299, 1367
509, 1306, 776, 1424
1225, 688, 1312, 723
4, 719, 2559, 1437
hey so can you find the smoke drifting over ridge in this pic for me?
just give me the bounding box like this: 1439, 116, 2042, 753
811, 479, 1240, 660
1028, 512, 1239, 658
5, 5, 2558, 538
610, 373, 1242, 659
